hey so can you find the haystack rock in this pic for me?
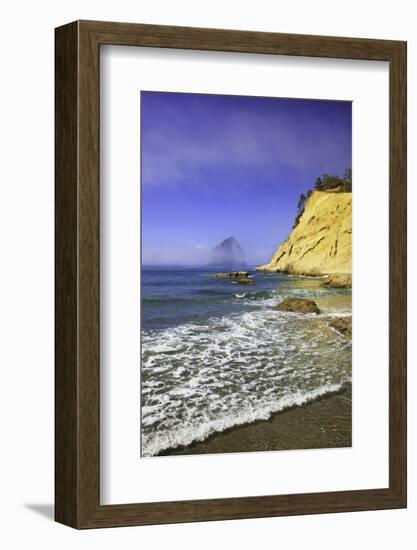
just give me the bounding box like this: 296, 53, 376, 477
209, 237, 246, 267
257, 191, 351, 277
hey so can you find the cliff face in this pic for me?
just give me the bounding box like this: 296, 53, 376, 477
209, 237, 246, 266
257, 191, 351, 276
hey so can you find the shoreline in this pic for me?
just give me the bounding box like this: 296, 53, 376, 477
142, 267, 352, 459
157, 383, 352, 457
255, 269, 352, 289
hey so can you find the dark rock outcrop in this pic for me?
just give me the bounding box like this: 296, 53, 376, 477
209, 271, 255, 285
276, 297, 321, 314
322, 274, 352, 289
237, 278, 255, 285
210, 271, 250, 278
330, 316, 352, 338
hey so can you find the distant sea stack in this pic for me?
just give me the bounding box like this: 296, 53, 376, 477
257, 191, 351, 276
209, 237, 246, 267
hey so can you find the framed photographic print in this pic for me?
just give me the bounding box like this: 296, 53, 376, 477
55, 20, 406, 528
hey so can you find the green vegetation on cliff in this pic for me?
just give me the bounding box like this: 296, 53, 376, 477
294, 168, 352, 228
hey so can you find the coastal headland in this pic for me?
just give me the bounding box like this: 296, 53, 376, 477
256, 190, 352, 288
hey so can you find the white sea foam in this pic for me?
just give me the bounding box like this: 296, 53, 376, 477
142, 382, 343, 457
141, 305, 351, 457
295, 274, 330, 280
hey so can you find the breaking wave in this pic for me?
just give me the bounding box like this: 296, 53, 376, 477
143, 383, 345, 457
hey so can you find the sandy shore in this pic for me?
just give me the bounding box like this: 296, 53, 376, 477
158, 384, 352, 456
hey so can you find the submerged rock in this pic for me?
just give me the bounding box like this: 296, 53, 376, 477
330, 316, 352, 338
210, 271, 250, 278
237, 278, 255, 285
209, 271, 255, 285
276, 297, 321, 314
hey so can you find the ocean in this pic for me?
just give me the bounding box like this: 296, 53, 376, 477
141, 266, 352, 457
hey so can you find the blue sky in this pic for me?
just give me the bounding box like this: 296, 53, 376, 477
141, 91, 351, 266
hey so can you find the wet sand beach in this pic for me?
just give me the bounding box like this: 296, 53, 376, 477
158, 383, 351, 456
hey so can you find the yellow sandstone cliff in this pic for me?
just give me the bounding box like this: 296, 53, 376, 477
257, 191, 352, 277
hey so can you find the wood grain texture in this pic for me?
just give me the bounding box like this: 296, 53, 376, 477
388, 41, 407, 504
55, 21, 79, 527
55, 20, 407, 529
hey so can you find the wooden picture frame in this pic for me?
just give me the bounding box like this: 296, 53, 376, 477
55, 20, 407, 529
